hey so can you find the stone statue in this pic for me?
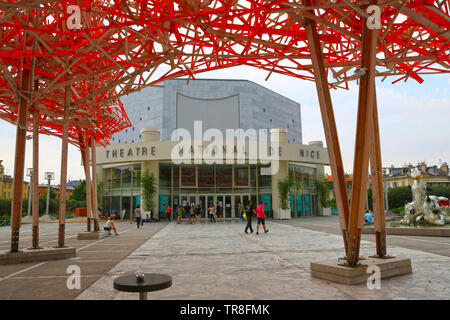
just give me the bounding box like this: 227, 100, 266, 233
401, 168, 449, 226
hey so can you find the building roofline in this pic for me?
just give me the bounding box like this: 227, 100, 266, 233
169, 78, 300, 106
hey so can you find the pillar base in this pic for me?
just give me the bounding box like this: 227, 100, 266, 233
310, 255, 412, 285
0, 247, 76, 265
77, 231, 110, 240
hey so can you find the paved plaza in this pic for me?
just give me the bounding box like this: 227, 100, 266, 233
1, 218, 449, 300
79, 219, 449, 300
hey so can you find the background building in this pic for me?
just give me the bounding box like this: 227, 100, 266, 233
0, 160, 29, 200
112, 79, 302, 144
385, 162, 450, 188
98, 79, 329, 220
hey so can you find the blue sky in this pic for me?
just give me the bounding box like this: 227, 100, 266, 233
0, 66, 449, 183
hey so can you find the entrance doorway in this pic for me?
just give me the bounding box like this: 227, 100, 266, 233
175, 193, 259, 220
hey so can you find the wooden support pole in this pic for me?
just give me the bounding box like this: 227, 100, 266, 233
346, 18, 380, 265
32, 81, 40, 249
57, 87, 70, 247
10, 68, 31, 253
90, 137, 99, 232
304, 18, 351, 252
78, 134, 91, 231
369, 93, 387, 257
84, 143, 93, 232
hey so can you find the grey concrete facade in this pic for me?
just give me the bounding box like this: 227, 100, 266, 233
111, 79, 302, 144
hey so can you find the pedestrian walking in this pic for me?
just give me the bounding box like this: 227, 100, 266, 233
176, 205, 182, 224
134, 205, 142, 228
244, 200, 255, 234
216, 202, 223, 222
209, 205, 216, 223
237, 201, 243, 221
183, 202, 190, 223
188, 204, 194, 224
166, 205, 172, 222
256, 201, 268, 235
194, 204, 202, 223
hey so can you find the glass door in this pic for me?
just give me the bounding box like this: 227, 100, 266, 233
198, 195, 206, 218
216, 195, 223, 215
234, 195, 242, 219
121, 196, 131, 219
189, 195, 196, 207
225, 195, 232, 218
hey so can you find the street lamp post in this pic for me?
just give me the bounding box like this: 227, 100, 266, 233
382, 168, 389, 213
44, 172, 55, 216
26, 168, 33, 217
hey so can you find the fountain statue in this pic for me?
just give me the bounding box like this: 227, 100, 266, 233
401, 168, 450, 226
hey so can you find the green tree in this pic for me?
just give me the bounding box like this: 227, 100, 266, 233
388, 186, 412, 209
315, 175, 330, 207
70, 180, 86, 201
0, 199, 11, 217
278, 174, 295, 210
139, 169, 156, 213
97, 181, 104, 205
429, 185, 450, 199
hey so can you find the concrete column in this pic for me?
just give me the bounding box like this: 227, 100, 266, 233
270, 128, 288, 220
141, 128, 160, 219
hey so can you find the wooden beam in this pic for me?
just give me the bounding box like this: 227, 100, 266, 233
57, 86, 70, 247
304, 18, 351, 249
395, 3, 450, 40
369, 93, 387, 257
347, 13, 380, 265
10, 68, 31, 252
84, 144, 93, 232
91, 137, 100, 232
32, 81, 40, 249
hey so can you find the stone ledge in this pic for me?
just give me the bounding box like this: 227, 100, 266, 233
0, 247, 76, 265
362, 227, 450, 237
77, 231, 110, 240
310, 256, 412, 285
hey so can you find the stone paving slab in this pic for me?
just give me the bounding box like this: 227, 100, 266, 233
76, 221, 450, 300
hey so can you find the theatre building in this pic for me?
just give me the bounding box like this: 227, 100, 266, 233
96, 79, 329, 220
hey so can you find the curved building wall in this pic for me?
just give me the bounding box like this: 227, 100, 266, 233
111, 79, 302, 144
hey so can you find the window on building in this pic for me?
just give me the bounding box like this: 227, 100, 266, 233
198, 165, 214, 188
258, 165, 272, 188
216, 165, 232, 187
159, 164, 172, 188
181, 166, 196, 187
173, 166, 180, 187
121, 168, 132, 188
112, 168, 121, 189
234, 166, 249, 186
